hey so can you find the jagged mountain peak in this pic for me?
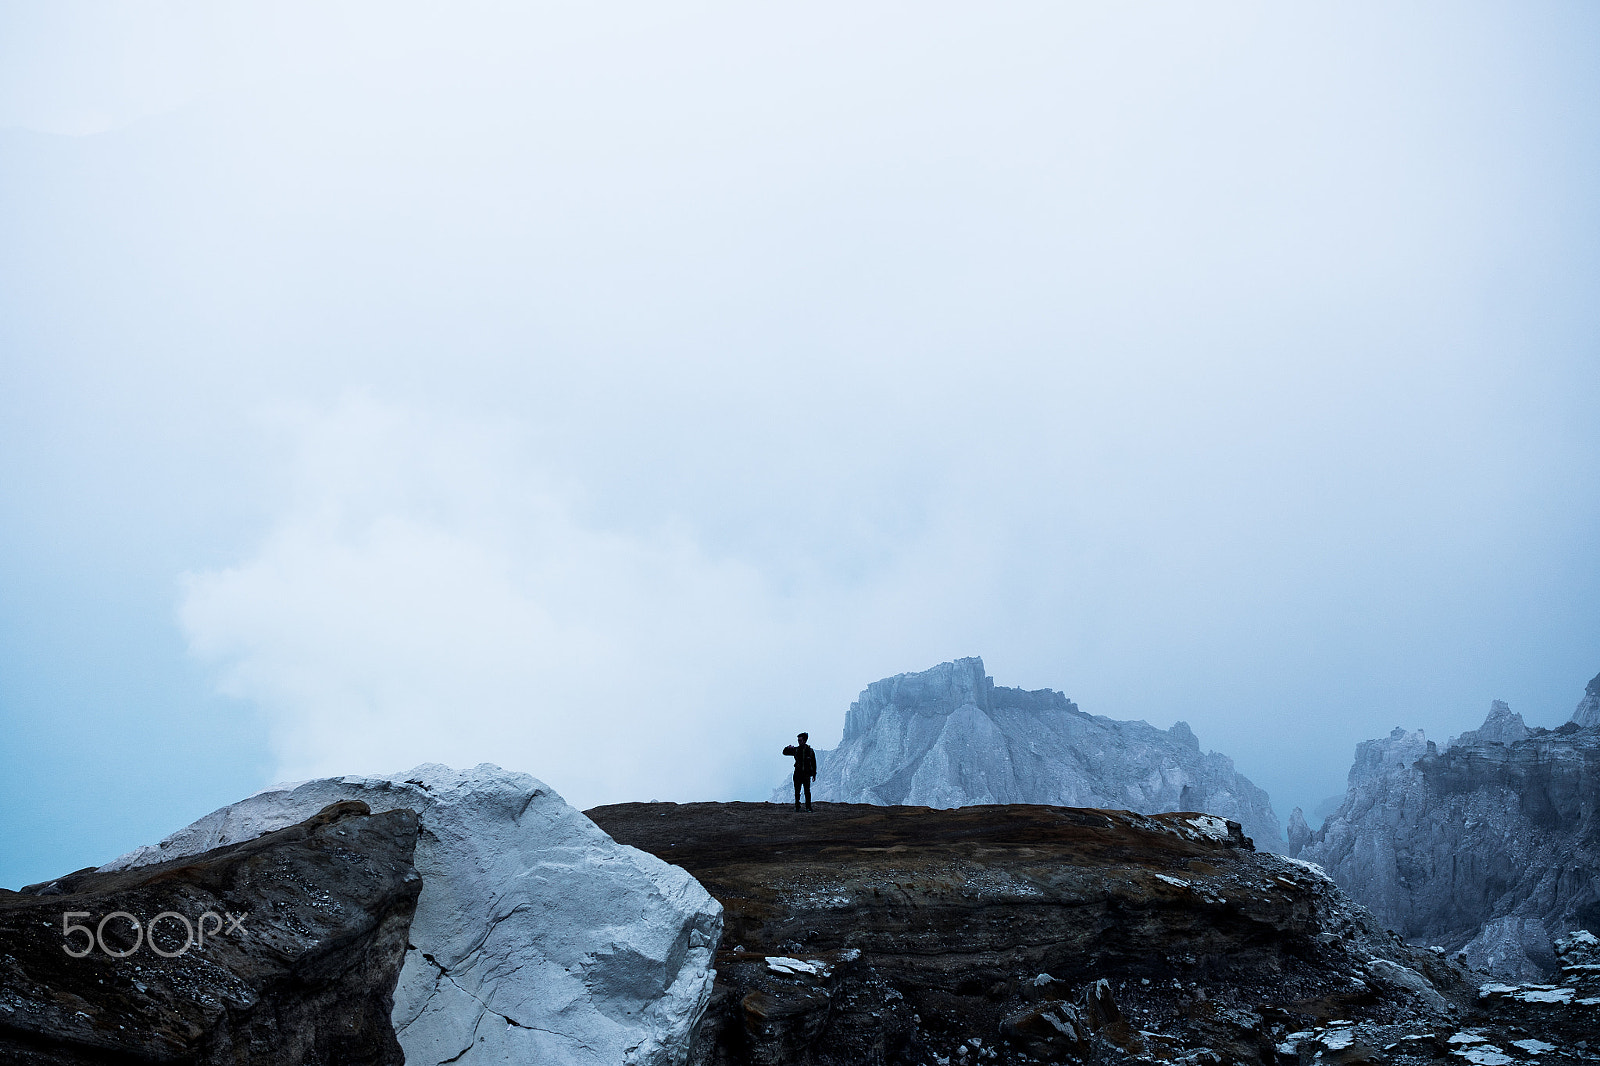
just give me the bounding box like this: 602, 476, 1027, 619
1447, 699, 1528, 750
1347, 726, 1431, 788
840, 656, 1077, 742
786, 657, 1285, 851
1301, 672, 1600, 981
1286, 806, 1313, 853
1573, 670, 1600, 728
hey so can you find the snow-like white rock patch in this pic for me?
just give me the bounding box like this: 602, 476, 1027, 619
1275, 855, 1334, 880
766, 957, 831, 977
1454, 1047, 1513, 1065
1179, 814, 1234, 843
1154, 874, 1189, 888
1276, 1031, 1313, 1055
1512, 1038, 1555, 1054
102, 763, 721, 1066
1479, 983, 1574, 1005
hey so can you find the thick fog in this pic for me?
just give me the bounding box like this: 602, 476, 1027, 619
3, 2, 1598, 888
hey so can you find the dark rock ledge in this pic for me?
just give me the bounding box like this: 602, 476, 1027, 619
590, 801, 1592, 1065
0, 800, 421, 1066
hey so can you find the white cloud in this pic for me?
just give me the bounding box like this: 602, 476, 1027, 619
8, 0, 1592, 835
179, 394, 807, 807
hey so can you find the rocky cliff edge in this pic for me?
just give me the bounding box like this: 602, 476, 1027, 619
592, 800, 1597, 1065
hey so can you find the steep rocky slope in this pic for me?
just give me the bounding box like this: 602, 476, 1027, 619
102, 763, 722, 1066
778, 658, 1283, 851
1297, 681, 1600, 980
0, 801, 420, 1065
586, 800, 1569, 1065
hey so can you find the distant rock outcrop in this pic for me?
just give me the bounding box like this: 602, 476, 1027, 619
101, 764, 722, 1066
1573, 671, 1600, 729
1286, 806, 1313, 855
1298, 680, 1600, 979
0, 801, 420, 1065
1446, 699, 1528, 750
1347, 726, 1431, 788
777, 657, 1285, 851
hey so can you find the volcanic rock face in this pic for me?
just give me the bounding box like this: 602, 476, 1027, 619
102, 763, 723, 1066
0, 801, 420, 1065
1299, 688, 1600, 979
779, 658, 1284, 851
589, 800, 1491, 1065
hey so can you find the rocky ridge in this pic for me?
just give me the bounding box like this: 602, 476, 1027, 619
102, 763, 723, 1066
0, 800, 420, 1065
586, 800, 1589, 1065
778, 658, 1283, 851
1296, 678, 1600, 981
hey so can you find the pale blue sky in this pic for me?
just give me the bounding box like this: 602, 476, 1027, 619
3, 2, 1598, 888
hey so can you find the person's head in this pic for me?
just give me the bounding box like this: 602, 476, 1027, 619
798, 732, 808, 743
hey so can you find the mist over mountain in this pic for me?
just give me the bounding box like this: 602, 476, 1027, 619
776, 657, 1284, 851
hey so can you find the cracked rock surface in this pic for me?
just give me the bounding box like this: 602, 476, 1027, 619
102, 763, 723, 1066
0, 800, 420, 1065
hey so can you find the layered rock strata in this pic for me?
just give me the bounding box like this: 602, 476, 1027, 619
589, 800, 1493, 1065
0, 801, 420, 1065
1298, 685, 1600, 980
776, 657, 1284, 851
102, 763, 723, 1066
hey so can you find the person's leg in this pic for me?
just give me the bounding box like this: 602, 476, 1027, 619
793, 776, 802, 811
803, 778, 812, 811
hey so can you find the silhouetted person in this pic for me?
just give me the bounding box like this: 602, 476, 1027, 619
783, 732, 817, 811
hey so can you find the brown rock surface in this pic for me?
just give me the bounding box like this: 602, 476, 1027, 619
0, 801, 420, 1066
588, 801, 1480, 1065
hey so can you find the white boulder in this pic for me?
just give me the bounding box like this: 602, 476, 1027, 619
1459, 916, 1556, 981
102, 763, 721, 1066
